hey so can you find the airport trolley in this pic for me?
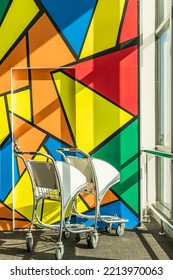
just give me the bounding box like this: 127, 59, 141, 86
57, 147, 128, 236
14, 148, 99, 259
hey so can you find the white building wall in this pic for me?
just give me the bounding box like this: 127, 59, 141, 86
140, 0, 156, 218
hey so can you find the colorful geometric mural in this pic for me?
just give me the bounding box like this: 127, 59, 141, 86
0, 0, 139, 230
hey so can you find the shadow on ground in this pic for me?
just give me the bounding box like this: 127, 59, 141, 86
0, 218, 173, 260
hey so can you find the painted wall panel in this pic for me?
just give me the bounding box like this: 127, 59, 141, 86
0, 0, 139, 230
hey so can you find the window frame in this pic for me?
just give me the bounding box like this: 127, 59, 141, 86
155, 0, 173, 220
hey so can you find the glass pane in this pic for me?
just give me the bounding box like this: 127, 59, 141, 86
157, 0, 170, 27
156, 3, 172, 219
157, 157, 172, 215
157, 27, 171, 147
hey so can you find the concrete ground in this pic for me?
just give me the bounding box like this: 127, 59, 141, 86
0, 217, 173, 260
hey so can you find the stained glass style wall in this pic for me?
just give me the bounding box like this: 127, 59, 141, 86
0, 0, 139, 230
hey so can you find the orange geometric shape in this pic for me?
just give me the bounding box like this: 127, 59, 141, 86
100, 189, 118, 206
14, 220, 30, 229
0, 220, 12, 231
80, 189, 118, 209
31, 69, 74, 146
0, 202, 12, 219
0, 37, 28, 95
80, 193, 96, 209
11, 68, 29, 94
29, 14, 76, 67
0, 202, 29, 230
0, 219, 30, 230
11, 114, 46, 174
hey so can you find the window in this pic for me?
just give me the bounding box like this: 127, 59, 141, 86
155, 0, 172, 219
157, 0, 170, 27
157, 27, 171, 148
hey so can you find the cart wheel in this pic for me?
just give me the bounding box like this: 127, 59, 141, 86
105, 223, 112, 232
63, 230, 70, 239
74, 233, 81, 242
116, 223, 125, 236
26, 236, 33, 252
87, 232, 98, 249
55, 245, 64, 260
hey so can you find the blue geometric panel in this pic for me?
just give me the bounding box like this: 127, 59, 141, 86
75, 200, 139, 228
40, 0, 97, 55
99, 200, 139, 228
45, 137, 68, 160
0, 138, 12, 200
13, 155, 19, 186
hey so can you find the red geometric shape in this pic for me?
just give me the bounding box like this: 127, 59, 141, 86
118, 0, 138, 43
64, 45, 138, 115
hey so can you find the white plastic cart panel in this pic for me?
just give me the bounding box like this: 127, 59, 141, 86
55, 161, 87, 206
91, 158, 120, 197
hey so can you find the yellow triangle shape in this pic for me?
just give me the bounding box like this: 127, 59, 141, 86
42, 196, 88, 224
53, 72, 133, 153
76, 195, 89, 213
53, 71, 76, 137
0, 0, 39, 60
8, 89, 31, 121
34, 146, 52, 161
5, 170, 34, 221
80, 0, 125, 58
41, 200, 61, 224
0, 96, 9, 144
76, 82, 133, 152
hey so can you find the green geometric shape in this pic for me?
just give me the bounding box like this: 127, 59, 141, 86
120, 157, 139, 184
93, 118, 139, 213
113, 159, 139, 213
0, 0, 10, 23
120, 118, 139, 166
121, 182, 139, 213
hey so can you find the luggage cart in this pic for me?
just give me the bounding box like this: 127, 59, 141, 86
57, 148, 128, 236
56, 158, 99, 249
14, 149, 65, 259
14, 147, 99, 259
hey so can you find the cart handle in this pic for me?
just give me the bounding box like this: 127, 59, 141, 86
56, 147, 91, 159
14, 150, 56, 162
56, 147, 99, 189
14, 151, 38, 155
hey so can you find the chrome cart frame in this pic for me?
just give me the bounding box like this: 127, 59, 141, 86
56, 148, 99, 248
14, 147, 99, 259
14, 149, 64, 259
57, 147, 128, 236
